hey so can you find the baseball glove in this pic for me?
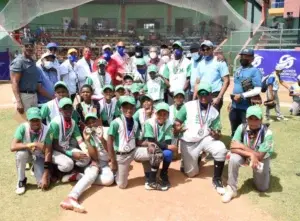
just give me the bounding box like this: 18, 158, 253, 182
148, 143, 163, 168
264, 100, 276, 109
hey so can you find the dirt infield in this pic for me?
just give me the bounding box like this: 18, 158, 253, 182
59, 161, 274, 221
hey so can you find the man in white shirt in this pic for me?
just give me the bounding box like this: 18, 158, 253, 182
77, 47, 94, 90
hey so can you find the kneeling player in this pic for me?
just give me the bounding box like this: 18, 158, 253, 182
222, 105, 274, 203
60, 113, 114, 213
174, 83, 227, 194
11, 107, 52, 194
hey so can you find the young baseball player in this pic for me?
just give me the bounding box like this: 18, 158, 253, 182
144, 65, 169, 105
99, 85, 118, 127
222, 105, 274, 203
169, 89, 185, 123
11, 107, 52, 194
143, 102, 177, 190
47, 97, 90, 182
113, 85, 126, 118
40, 81, 70, 124
130, 83, 142, 110
107, 96, 158, 189
60, 113, 114, 213
174, 82, 227, 194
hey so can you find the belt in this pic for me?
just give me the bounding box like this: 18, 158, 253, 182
115, 148, 135, 156
20, 90, 36, 94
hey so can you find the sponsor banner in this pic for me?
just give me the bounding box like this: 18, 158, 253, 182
0, 51, 10, 81
253, 50, 300, 82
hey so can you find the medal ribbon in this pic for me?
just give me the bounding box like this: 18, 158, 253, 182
60, 116, 73, 142
154, 122, 165, 141
122, 116, 134, 143
245, 128, 263, 150
28, 125, 44, 143
197, 102, 211, 129
104, 100, 112, 120
82, 102, 93, 115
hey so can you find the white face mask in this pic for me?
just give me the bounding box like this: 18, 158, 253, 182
161, 55, 170, 64
191, 52, 200, 61
43, 61, 54, 69
149, 52, 157, 59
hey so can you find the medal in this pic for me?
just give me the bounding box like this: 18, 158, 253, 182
60, 116, 73, 149
245, 127, 263, 150
124, 145, 130, 152
122, 116, 135, 151
197, 102, 211, 136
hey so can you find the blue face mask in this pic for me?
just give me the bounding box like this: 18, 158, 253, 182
174, 49, 183, 60
138, 68, 146, 75
117, 47, 125, 56
103, 52, 111, 61
204, 55, 213, 61
68, 55, 77, 62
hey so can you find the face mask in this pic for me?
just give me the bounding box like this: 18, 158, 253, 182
68, 55, 77, 62
117, 47, 125, 56
138, 68, 146, 75
161, 55, 170, 64
149, 52, 157, 59
43, 61, 54, 69
103, 52, 111, 61
240, 58, 250, 67
191, 52, 200, 61
84, 52, 91, 60
174, 49, 183, 60
204, 55, 213, 61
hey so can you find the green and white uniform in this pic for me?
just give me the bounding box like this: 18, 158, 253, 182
228, 124, 274, 192
133, 108, 155, 139
176, 100, 227, 177
163, 58, 191, 93
143, 117, 173, 142
99, 98, 118, 125
86, 71, 112, 100
144, 77, 166, 103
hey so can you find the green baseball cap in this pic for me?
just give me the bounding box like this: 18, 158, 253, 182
135, 58, 146, 66
147, 64, 158, 74
59, 97, 73, 108
155, 102, 170, 113
172, 41, 183, 48
123, 73, 134, 80
102, 84, 114, 92
119, 95, 136, 106
85, 112, 98, 121
246, 105, 263, 119
197, 82, 212, 95
115, 85, 125, 92
97, 58, 107, 66
54, 81, 68, 91
26, 107, 42, 121
140, 93, 153, 103
174, 89, 185, 97
130, 84, 140, 94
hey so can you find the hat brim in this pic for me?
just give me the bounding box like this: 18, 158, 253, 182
85, 116, 97, 121
54, 84, 68, 91
197, 89, 211, 95
246, 114, 262, 119
28, 116, 42, 121
156, 108, 169, 113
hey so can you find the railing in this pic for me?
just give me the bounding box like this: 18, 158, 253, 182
271, 1, 284, 8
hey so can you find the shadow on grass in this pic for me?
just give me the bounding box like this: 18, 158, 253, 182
238, 174, 282, 197
271, 152, 277, 160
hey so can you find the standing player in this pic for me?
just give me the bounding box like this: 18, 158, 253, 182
222, 106, 274, 203
11, 107, 52, 194
60, 113, 114, 213
174, 83, 227, 194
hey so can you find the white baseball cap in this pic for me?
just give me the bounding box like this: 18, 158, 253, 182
102, 44, 111, 51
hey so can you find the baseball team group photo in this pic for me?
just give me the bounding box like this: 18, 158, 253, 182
0, 0, 300, 221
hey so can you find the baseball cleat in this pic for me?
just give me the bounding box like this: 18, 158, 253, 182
222, 185, 237, 203
212, 178, 225, 195
16, 177, 27, 195
145, 182, 168, 191
61, 172, 83, 183
60, 197, 86, 213
160, 173, 171, 189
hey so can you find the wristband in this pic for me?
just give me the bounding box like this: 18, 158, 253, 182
66, 150, 73, 157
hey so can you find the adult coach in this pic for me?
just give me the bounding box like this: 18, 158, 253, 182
196, 40, 229, 112
229, 49, 262, 136
10, 38, 41, 122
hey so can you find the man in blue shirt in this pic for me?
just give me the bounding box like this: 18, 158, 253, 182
197, 40, 230, 112
230, 48, 263, 136
37, 52, 59, 104
189, 43, 203, 101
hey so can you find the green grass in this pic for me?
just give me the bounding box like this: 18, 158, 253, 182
0, 106, 300, 221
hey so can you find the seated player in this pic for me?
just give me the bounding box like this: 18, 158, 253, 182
60, 113, 114, 213
76, 84, 102, 131
41, 81, 71, 124
11, 107, 52, 194
174, 82, 227, 194
86, 59, 112, 100
143, 102, 177, 190
144, 65, 169, 106
169, 89, 185, 123
48, 98, 90, 182
107, 96, 162, 190
222, 105, 274, 203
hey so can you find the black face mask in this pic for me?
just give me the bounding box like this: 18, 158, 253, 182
240, 59, 250, 67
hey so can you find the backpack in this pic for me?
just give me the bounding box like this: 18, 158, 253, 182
241, 123, 270, 150
261, 76, 270, 93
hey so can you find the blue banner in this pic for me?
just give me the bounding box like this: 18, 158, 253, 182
0, 51, 10, 81
253, 50, 300, 82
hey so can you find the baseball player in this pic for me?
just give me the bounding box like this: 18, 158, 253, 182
11, 107, 52, 194
174, 82, 227, 194
107, 96, 163, 190
113, 85, 126, 118
60, 113, 114, 213
143, 102, 177, 189
169, 89, 185, 124
222, 105, 274, 203
130, 83, 142, 110
99, 85, 118, 127
47, 97, 90, 182
289, 75, 300, 116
